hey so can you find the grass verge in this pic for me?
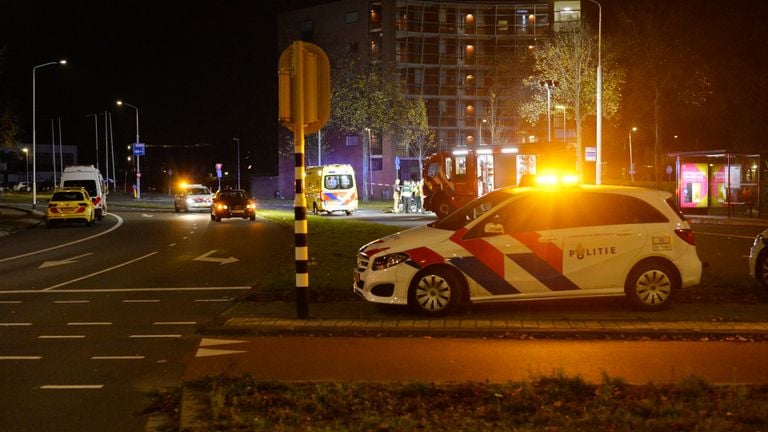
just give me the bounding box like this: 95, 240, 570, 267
151, 372, 768, 431
251, 208, 401, 301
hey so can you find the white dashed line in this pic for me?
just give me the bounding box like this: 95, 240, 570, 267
122, 299, 160, 303
0, 301, 22, 304
54, 300, 90, 304
0, 356, 42, 360
194, 298, 232, 302
0, 322, 32, 326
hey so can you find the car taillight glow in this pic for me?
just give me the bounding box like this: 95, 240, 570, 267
675, 228, 696, 245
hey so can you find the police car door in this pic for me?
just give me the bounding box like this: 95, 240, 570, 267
459, 192, 568, 301
560, 192, 648, 292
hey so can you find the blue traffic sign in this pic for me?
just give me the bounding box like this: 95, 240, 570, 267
133, 143, 145, 156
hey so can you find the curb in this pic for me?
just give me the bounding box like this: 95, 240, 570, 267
206, 317, 768, 340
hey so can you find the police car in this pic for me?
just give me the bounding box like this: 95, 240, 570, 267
354, 182, 702, 316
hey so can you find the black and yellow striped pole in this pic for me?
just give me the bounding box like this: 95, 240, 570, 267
278, 41, 330, 318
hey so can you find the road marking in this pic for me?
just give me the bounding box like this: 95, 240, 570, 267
91, 356, 144, 360
67, 322, 112, 326
142, 214, 154, 218
200, 338, 247, 347
0, 356, 42, 360
54, 300, 90, 304
0, 286, 252, 295
0, 322, 31, 326
153, 321, 197, 325
193, 249, 239, 265
40, 385, 103, 390
0, 214, 123, 263
0, 301, 22, 304
43, 251, 159, 291
123, 299, 160, 303
38, 335, 85, 339
39, 252, 94, 269
194, 298, 232, 302
129, 334, 182, 338
196, 348, 247, 357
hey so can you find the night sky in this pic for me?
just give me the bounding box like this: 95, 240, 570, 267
2, 1, 767, 188
0, 1, 316, 187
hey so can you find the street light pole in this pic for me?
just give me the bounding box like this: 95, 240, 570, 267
22, 148, 29, 184
233, 137, 241, 189
629, 126, 637, 183
116, 100, 140, 199
32, 59, 66, 209
539, 80, 558, 145
590, 0, 602, 184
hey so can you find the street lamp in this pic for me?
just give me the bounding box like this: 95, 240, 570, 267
629, 126, 637, 183
539, 79, 558, 145
590, 0, 602, 184
555, 105, 567, 146
233, 137, 241, 189
478, 118, 487, 146
22, 148, 29, 184
32, 59, 66, 209
116, 100, 141, 199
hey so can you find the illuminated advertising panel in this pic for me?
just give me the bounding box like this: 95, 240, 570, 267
680, 163, 708, 208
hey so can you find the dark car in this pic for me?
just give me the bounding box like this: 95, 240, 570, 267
210, 189, 256, 222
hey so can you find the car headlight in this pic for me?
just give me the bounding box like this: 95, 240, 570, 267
371, 253, 409, 271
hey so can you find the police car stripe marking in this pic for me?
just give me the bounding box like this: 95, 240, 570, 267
405, 247, 445, 268
511, 232, 564, 273
506, 253, 581, 292
448, 256, 521, 295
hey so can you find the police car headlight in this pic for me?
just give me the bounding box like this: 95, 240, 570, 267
372, 253, 409, 271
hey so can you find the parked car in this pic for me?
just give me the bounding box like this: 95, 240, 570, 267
354, 181, 703, 316
749, 229, 768, 289
174, 184, 213, 212
45, 187, 96, 227
210, 189, 256, 222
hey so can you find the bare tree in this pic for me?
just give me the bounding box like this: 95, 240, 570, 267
519, 24, 624, 176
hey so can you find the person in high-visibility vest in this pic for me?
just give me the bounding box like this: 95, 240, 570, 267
400, 180, 413, 214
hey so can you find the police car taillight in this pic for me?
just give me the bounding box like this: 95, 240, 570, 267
674, 228, 696, 246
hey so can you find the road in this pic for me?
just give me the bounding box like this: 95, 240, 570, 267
0, 210, 279, 431
184, 336, 768, 385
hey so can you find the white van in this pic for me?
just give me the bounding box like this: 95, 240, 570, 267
305, 164, 358, 215
60, 165, 108, 220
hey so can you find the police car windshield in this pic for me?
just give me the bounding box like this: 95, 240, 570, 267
431, 188, 513, 230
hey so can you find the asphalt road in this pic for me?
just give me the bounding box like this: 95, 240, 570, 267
0, 210, 279, 431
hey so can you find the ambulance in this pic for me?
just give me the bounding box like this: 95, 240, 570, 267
60, 165, 108, 220
305, 164, 358, 215
354, 182, 702, 316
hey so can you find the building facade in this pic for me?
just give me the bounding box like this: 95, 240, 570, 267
275, 0, 581, 200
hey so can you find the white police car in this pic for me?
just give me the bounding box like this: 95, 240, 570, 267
749, 229, 768, 289
354, 182, 702, 316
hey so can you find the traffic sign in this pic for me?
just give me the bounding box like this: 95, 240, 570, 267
278, 41, 330, 134
133, 143, 145, 156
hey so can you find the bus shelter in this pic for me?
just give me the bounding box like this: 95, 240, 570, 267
670, 150, 761, 218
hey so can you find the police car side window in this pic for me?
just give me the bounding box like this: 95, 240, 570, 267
576, 193, 668, 226
500, 193, 561, 233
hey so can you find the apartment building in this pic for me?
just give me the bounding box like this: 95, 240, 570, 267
276, 0, 580, 200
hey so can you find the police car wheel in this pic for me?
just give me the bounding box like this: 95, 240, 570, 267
756, 251, 768, 289
409, 268, 462, 317
625, 261, 677, 311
